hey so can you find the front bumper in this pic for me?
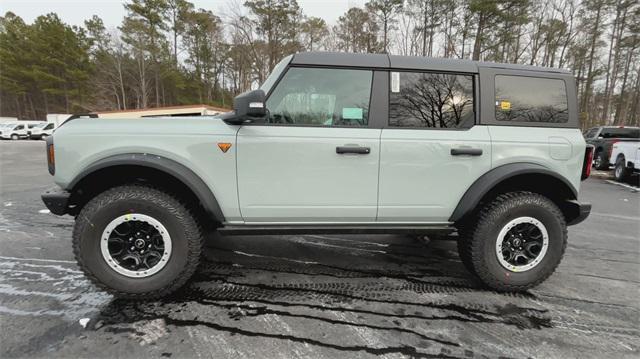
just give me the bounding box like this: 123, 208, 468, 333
567, 201, 591, 226
42, 187, 71, 215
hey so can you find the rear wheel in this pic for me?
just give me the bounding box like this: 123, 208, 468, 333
614, 156, 629, 182
594, 150, 609, 170
73, 184, 203, 299
457, 192, 567, 292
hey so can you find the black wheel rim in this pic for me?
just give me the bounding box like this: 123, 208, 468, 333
496, 217, 549, 272
101, 214, 172, 277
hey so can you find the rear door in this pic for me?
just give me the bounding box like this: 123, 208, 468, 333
378, 70, 491, 223
236, 67, 383, 223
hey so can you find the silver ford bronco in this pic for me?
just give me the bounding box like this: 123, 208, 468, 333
42, 52, 593, 299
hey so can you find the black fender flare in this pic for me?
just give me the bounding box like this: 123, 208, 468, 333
449, 162, 578, 223
67, 153, 225, 222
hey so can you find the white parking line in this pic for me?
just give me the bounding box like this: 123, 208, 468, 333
605, 180, 640, 192
591, 212, 640, 222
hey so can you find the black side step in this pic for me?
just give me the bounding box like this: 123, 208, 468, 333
218, 224, 455, 236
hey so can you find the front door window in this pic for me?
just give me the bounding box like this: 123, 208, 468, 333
266, 67, 373, 127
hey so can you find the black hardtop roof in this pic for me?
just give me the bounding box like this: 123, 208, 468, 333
291, 52, 571, 74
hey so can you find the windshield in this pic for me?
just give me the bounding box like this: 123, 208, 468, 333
260, 55, 292, 95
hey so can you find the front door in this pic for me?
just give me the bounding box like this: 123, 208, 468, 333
237, 67, 381, 223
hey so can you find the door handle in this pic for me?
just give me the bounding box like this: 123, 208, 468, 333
450, 147, 483, 156
336, 146, 371, 154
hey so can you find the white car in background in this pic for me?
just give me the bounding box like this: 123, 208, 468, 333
30, 122, 56, 140
0, 123, 28, 140
25, 122, 46, 138
610, 141, 640, 181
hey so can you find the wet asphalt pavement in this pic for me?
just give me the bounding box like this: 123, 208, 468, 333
1, 141, 639, 358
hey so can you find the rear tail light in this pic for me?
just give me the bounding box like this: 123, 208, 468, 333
582, 145, 594, 180
46, 136, 55, 175
608, 139, 619, 157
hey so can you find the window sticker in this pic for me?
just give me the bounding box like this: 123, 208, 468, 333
391, 72, 400, 93
500, 101, 511, 110
342, 107, 364, 120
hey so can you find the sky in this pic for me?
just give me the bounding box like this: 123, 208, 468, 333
0, 0, 367, 28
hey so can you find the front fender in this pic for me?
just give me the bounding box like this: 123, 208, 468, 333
67, 153, 225, 222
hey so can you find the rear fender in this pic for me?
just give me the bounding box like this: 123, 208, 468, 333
449, 162, 578, 223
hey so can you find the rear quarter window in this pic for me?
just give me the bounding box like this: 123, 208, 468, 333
495, 75, 568, 123
600, 128, 640, 139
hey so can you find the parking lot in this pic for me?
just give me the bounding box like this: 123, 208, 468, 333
0, 140, 638, 358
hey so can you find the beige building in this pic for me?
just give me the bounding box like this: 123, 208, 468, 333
94, 104, 230, 119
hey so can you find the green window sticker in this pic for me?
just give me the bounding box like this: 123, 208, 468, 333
342, 107, 363, 120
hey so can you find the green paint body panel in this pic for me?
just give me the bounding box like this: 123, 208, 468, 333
52, 118, 585, 224
52, 117, 243, 222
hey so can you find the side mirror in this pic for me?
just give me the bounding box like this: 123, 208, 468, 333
222, 89, 267, 125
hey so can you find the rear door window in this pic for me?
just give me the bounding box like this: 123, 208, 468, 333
389, 71, 475, 128
495, 75, 568, 123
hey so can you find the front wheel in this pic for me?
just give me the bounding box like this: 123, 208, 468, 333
10, 134, 19, 140
458, 192, 567, 292
73, 184, 203, 299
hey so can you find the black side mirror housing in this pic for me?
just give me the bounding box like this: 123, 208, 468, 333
222, 89, 267, 125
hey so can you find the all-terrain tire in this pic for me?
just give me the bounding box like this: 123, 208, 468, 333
73, 184, 203, 299
461, 191, 567, 292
